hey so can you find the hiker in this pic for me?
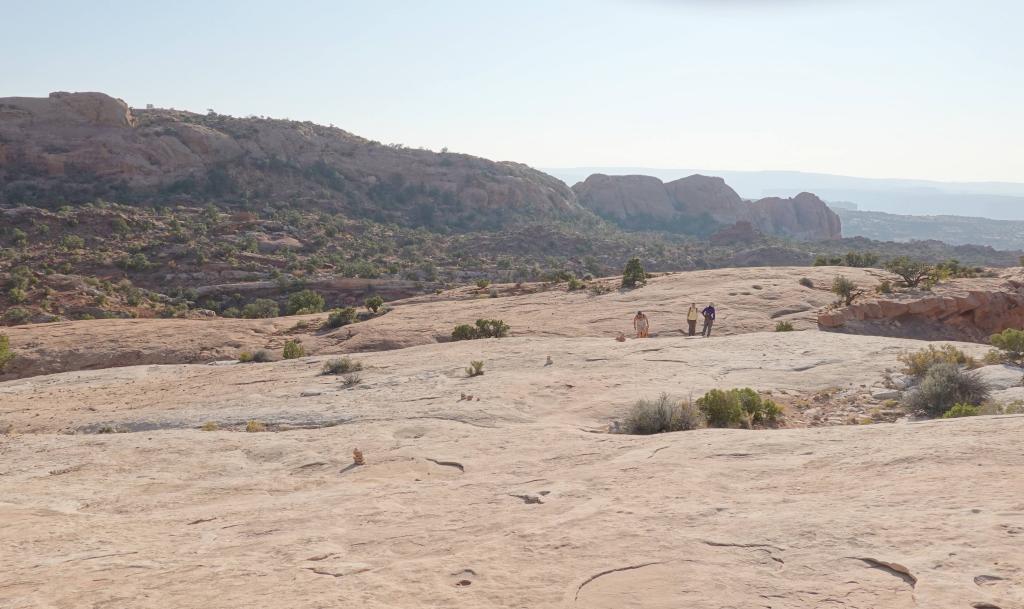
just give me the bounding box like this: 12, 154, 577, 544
701, 303, 716, 337
686, 303, 699, 336
633, 310, 650, 338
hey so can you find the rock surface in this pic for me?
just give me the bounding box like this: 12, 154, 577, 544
1, 266, 883, 380
574, 173, 842, 240
0, 330, 1021, 608
818, 271, 1024, 341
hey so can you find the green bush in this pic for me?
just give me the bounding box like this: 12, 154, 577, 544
475, 279, 491, 288
326, 307, 357, 328
902, 363, 990, 417
475, 318, 509, 338
621, 257, 647, 288
322, 357, 362, 375
798, 277, 814, 288
898, 344, 976, 379
775, 321, 794, 332
7, 287, 27, 304
364, 295, 384, 313
451, 324, 478, 341
567, 276, 584, 291
697, 389, 745, 428
287, 289, 325, 315
0, 334, 13, 371
876, 279, 893, 294
242, 298, 280, 319
237, 351, 254, 363
697, 388, 781, 428
990, 328, 1024, 362
466, 360, 485, 377
942, 403, 980, 418
619, 393, 703, 435
885, 256, 933, 287
830, 276, 860, 306
282, 340, 305, 359
451, 319, 510, 341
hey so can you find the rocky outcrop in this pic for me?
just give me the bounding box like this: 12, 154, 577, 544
818, 274, 1024, 342
0, 92, 584, 230
573, 173, 841, 241
748, 192, 843, 241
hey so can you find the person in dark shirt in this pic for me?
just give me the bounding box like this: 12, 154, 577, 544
701, 303, 716, 337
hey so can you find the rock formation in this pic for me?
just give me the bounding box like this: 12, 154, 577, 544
0, 92, 583, 230
818, 273, 1024, 342
573, 173, 842, 240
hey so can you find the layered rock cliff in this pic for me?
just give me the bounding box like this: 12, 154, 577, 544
0, 92, 584, 231
573, 173, 842, 240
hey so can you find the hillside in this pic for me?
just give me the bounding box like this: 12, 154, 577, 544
0, 92, 583, 230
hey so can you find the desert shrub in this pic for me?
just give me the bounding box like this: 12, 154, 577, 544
885, 256, 933, 287
942, 403, 980, 418
322, 357, 362, 375
980, 349, 1008, 365
798, 277, 814, 288
245, 420, 267, 432
364, 295, 384, 313
697, 388, 781, 428
242, 298, 279, 319
326, 307, 357, 328
621, 257, 647, 288
475, 318, 509, 338
697, 389, 744, 428
251, 350, 272, 363
775, 321, 794, 332
902, 363, 991, 417
876, 280, 893, 294
341, 372, 362, 387
813, 255, 843, 266
7, 287, 27, 304
287, 289, 325, 315
451, 324, 478, 341
843, 251, 880, 268
0, 334, 13, 371
620, 393, 704, 435
830, 276, 861, 306
237, 351, 254, 363
119, 252, 151, 272
475, 279, 491, 288
452, 319, 509, 340
201, 421, 219, 431
282, 339, 305, 359
60, 234, 85, 250
466, 360, 485, 377
3, 307, 31, 325
990, 328, 1024, 363
898, 344, 976, 379
567, 276, 584, 291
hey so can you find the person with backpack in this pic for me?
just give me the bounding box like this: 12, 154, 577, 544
686, 303, 699, 336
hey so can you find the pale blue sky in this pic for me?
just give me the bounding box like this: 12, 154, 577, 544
3, 0, 1022, 182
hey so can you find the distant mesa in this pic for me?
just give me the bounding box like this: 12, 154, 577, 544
572, 173, 842, 241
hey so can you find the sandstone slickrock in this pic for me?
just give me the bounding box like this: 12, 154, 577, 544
818, 270, 1024, 342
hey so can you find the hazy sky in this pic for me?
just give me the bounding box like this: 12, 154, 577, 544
3, 0, 1022, 182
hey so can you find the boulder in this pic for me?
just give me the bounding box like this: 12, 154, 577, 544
973, 365, 1024, 391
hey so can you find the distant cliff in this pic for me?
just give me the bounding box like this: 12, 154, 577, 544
573, 173, 842, 240
0, 92, 585, 231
